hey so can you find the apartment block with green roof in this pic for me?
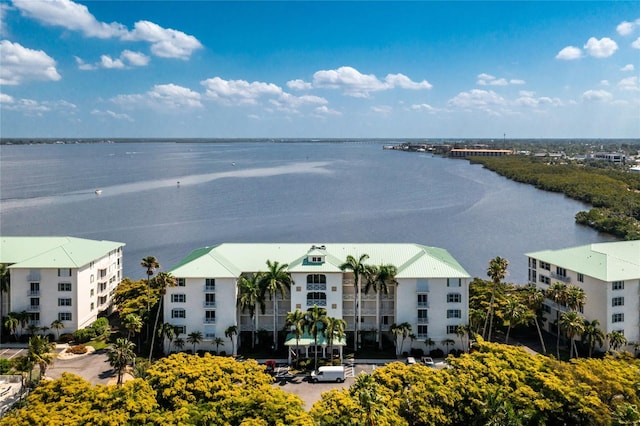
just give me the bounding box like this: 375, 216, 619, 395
166, 243, 471, 357
0, 237, 125, 337
527, 240, 640, 350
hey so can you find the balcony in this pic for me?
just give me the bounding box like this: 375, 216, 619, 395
203, 301, 216, 308
306, 300, 327, 307
27, 290, 40, 296
417, 302, 429, 308
27, 272, 41, 281
204, 285, 216, 292
27, 305, 40, 312
417, 317, 429, 324
203, 317, 216, 324
550, 272, 571, 283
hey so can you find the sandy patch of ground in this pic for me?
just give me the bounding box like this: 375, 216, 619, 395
56, 344, 96, 360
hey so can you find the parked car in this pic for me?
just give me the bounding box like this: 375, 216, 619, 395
421, 356, 435, 367
405, 356, 416, 365
311, 366, 345, 383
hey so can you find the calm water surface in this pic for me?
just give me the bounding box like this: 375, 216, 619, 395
0, 141, 615, 283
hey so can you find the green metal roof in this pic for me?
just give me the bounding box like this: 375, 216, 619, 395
169, 243, 470, 279
526, 240, 640, 282
284, 332, 347, 347
0, 236, 124, 269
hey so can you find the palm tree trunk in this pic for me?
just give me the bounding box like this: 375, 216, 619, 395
149, 297, 163, 362
377, 291, 382, 351
505, 325, 512, 344
353, 282, 358, 352
534, 318, 547, 354
273, 298, 278, 351
556, 311, 561, 359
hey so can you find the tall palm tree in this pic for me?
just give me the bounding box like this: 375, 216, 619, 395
237, 272, 263, 349
607, 331, 627, 352
581, 319, 604, 357
187, 331, 203, 354
159, 322, 175, 354
340, 254, 370, 352
305, 304, 328, 371
149, 271, 176, 361
390, 322, 412, 357
4, 313, 19, 341
285, 309, 306, 365
174, 337, 185, 352
224, 325, 238, 355
522, 284, 547, 354
364, 264, 398, 350
546, 281, 568, 358
17, 311, 29, 338
50, 319, 64, 341
560, 310, 584, 358
469, 308, 486, 336
325, 316, 346, 361
455, 324, 470, 352
214, 337, 224, 354
28, 335, 55, 381
565, 285, 586, 312
108, 338, 136, 386
123, 313, 143, 343
140, 256, 160, 341
259, 260, 292, 351
483, 256, 509, 342
503, 298, 528, 344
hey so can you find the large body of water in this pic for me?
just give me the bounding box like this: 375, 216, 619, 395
0, 141, 616, 283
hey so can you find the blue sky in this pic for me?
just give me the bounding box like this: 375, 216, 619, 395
1, 1, 639, 139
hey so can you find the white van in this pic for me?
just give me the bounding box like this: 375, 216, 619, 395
310, 366, 345, 383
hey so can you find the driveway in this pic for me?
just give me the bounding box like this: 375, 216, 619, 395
46, 349, 116, 385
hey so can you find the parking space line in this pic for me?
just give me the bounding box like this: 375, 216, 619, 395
8, 349, 23, 359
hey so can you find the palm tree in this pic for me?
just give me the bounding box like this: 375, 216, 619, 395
565, 285, 586, 312
325, 316, 346, 361
390, 322, 412, 357
174, 337, 185, 352
351, 373, 384, 426
424, 337, 436, 355
4, 313, 19, 341
581, 319, 604, 357
16, 311, 29, 338
140, 256, 160, 341
0, 264, 10, 332
503, 298, 527, 345
123, 313, 143, 343
340, 254, 370, 352
560, 310, 584, 358
483, 256, 509, 342
364, 264, 398, 350
607, 331, 627, 352
259, 260, 292, 351
149, 271, 176, 361
522, 284, 547, 354
305, 304, 328, 371
50, 319, 64, 341
214, 337, 224, 354
159, 322, 175, 354
186, 331, 203, 354
237, 272, 263, 349
285, 309, 306, 365
108, 338, 136, 386
442, 338, 455, 355
455, 324, 470, 352
469, 309, 486, 336
26, 324, 40, 337
224, 325, 238, 355
27, 335, 55, 381
546, 281, 568, 358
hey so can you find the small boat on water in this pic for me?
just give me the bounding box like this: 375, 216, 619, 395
95, 189, 102, 195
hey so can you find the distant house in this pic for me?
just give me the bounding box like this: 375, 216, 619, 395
0, 236, 125, 336
166, 243, 471, 356
526, 241, 640, 350
449, 148, 512, 158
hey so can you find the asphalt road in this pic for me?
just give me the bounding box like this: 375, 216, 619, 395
46, 350, 115, 384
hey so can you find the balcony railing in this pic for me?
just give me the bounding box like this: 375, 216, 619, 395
306, 300, 327, 307
204, 285, 216, 292
27, 290, 40, 296
417, 317, 429, 324
550, 272, 571, 283
203, 301, 216, 308
204, 318, 216, 324
27, 305, 40, 312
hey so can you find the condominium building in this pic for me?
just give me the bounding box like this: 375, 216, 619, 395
526, 240, 640, 346
0, 236, 125, 335
166, 243, 470, 355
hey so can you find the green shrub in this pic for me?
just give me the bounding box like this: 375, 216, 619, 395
59, 333, 74, 344
0, 358, 12, 374
90, 317, 110, 337
73, 328, 96, 344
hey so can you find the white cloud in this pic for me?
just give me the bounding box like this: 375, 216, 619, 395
371, 105, 392, 114
312, 66, 431, 97
91, 109, 133, 121
514, 91, 562, 108
583, 37, 618, 58
13, 0, 202, 60
121, 50, 150, 67
201, 77, 282, 105
582, 89, 613, 102
123, 20, 202, 60
621, 64, 635, 72
0, 93, 14, 103
287, 79, 313, 91
270, 93, 328, 113
556, 46, 582, 60
112, 83, 203, 110
100, 55, 124, 69
448, 89, 506, 109
13, 0, 127, 39
77, 50, 150, 70
633, 37, 640, 49
74, 56, 96, 71
314, 105, 341, 115
618, 76, 640, 92
0, 3, 9, 37
600, 80, 610, 86
617, 19, 640, 36
0, 97, 76, 115
0, 40, 61, 85
477, 73, 525, 86
410, 103, 437, 112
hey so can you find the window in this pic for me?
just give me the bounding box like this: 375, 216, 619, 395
58, 312, 72, 321
556, 267, 566, 277
542, 304, 551, 313
28, 313, 40, 325
540, 262, 550, 271
205, 278, 215, 290
447, 278, 461, 287
418, 309, 428, 323
29, 282, 40, 296
528, 269, 537, 283
58, 268, 71, 277
174, 325, 186, 335
171, 294, 186, 303
612, 313, 624, 323
58, 298, 72, 306
447, 325, 458, 334
177, 278, 186, 287
307, 292, 326, 306
529, 258, 537, 269
612, 297, 624, 307
577, 273, 584, 283
447, 293, 461, 303
58, 282, 72, 292
30, 298, 39, 309
310, 256, 323, 263
90, 302, 94, 311
90, 289, 94, 297
171, 309, 186, 319
90, 274, 94, 283
447, 309, 461, 319
417, 325, 428, 337
613, 281, 624, 291
417, 294, 428, 307
205, 310, 216, 323
307, 274, 326, 284
539, 275, 550, 285
205, 293, 216, 307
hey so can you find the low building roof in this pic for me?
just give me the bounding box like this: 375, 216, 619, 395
169, 243, 470, 279
0, 236, 125, 269
526, 240, 640, 282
